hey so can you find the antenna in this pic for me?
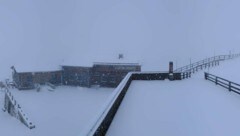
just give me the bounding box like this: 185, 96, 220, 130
118, 54, 124, 59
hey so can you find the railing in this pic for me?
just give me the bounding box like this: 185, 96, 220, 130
174, 53, 240, 73
181, 72, 191, 79
80, 73, 133, 136
3, 88, 35, 129
205, 72, 240, 95
80, 72, 189, 136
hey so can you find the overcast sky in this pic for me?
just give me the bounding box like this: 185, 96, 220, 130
0, 0, 240, 76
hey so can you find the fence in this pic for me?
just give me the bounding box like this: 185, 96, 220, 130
131, 72, 190, 80
205, 72, 240, 95
3, 88, 35, 129
174, 54, 240, 73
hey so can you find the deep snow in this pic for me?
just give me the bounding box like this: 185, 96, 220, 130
0, 0, 240, 135
0, 86, 113, 136
0, 59, 239, 136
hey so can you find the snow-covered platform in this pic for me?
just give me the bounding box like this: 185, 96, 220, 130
0, 86, 113, 136
107, 72, 240, 136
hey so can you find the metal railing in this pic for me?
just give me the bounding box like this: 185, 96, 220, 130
174, 54, 240, 73
205, 72, 240, 95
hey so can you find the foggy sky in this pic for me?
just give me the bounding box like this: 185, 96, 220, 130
0, 0, 240, 78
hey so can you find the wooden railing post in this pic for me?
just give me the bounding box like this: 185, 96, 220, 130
215, 77, 218, 85
204, 72, 208, 80
229, 82, 231, 91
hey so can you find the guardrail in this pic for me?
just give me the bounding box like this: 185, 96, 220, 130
3, 88, 35, 129
80, 72, 188, 136
205, 72, 240, 95
181, 72, 191, 79
131, 72, 191, 80
174, 53, 240, 73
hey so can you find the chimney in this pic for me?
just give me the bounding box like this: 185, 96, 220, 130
169, 61, 173, 74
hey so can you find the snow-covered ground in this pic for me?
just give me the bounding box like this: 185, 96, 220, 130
0, 86, 113, 136
209, 58, 240, 82
1, 0, 240, 136
107, 62, 240, 136
0, 60, 239, 136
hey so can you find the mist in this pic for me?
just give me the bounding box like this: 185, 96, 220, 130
0, 0, 239, 79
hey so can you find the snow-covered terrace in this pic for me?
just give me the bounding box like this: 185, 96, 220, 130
107, 75, 240, 136
0, 86, 113, 136
105, 59, 240, 136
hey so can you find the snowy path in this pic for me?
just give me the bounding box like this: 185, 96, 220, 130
0, 86, 113, 136
107, 72, 240, 136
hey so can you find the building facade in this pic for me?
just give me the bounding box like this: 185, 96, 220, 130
12, 63, 141, 90
91, 63, 141, 87
62, 66, 92, 87
12, 67, 62, 90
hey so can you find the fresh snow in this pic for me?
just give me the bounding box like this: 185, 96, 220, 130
107, 71, 240, 136
1, 0, 240, 135
1, 60, 239, 136
13, 64, 62, 73
209, 59, 240, 82
0, 86, 113, 136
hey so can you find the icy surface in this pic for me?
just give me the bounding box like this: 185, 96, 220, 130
0, 86, 113, 136
107, 72, 240, 136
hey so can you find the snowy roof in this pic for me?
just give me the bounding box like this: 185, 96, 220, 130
61, 58, 141, 67
14, 64, 62, 73
61, 65, 92, 68
13, 61, 140, 73
93, 62, 141, 66
61, 52, 141, 67
61, 61, 93, 67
